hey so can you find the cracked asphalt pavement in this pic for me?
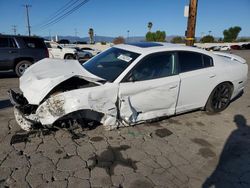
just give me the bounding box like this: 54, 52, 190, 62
0, 50, 250, 188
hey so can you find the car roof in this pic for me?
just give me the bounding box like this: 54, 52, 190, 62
0, 34, 43, 39
115, 42, 214, 56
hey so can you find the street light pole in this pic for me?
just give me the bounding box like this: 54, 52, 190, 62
185, 0, 198, 46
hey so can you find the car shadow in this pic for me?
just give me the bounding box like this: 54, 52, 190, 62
0, 71, 17, 79
0, 99, 12, 110
202, 114, 250, 188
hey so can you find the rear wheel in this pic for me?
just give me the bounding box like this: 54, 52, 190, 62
206, 82, 233, 113
64, 54, 74, 59
15, 60, 32, 77
84, 54, 90, 59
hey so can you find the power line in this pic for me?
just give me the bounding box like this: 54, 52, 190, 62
23, 4, 32, 36
33, 0, 81, 28
40, 0, 90, 30
12, 25, 17, 35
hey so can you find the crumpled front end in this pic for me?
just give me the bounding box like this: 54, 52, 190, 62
8, 89, 39, 131
9, 83, 119, 131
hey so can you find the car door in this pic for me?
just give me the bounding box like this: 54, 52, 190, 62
118, 52, 180, 124
0, 37, 19, 70
175, 51, 216, 113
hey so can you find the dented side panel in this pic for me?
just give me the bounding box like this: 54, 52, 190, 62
118, 75, 180, 124
36, 83, 119, 129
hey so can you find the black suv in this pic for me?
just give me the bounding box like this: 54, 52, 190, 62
0, 35, 49, 76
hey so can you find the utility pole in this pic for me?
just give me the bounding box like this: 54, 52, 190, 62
185, 0, 198, 46
12, 25, 17, 35
23, 4, 31, 36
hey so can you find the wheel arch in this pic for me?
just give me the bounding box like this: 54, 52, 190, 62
13, 57, 34, 69
204, 81, 234, 110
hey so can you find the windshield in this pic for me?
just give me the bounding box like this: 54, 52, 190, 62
83, 47, 140, 82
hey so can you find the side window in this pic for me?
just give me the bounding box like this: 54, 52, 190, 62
0, 37, 16, 48
203, 55, 213, 67
9, 38, 17, 48
178, 51, 203, 73
22, 38, 46, 49
0, 38, 9, 48
128, 52, 176, 82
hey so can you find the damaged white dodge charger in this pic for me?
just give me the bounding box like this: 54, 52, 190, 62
9, 42, 248, 131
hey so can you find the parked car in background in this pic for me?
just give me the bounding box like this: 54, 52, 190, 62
0, 34, 49, 76
219, 45, 230, 51
45, 41, 78, 59
81, 47, 101, 56
9, 42, 248, 131
207, 45, 230, 51
70, 47, 93, 59
242, 43, 250, 50
230, 45, 241, 50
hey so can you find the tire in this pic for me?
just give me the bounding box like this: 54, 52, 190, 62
64, 54, 74, 59
84, 54, 90, 59
15, 60, 32, 77
205, 82, 233, 113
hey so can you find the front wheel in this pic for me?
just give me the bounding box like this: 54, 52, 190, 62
15, 60, 32, 77
205, 82, 233, 113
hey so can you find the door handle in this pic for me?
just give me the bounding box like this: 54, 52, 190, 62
209, 74, 216, 78
169, 85, 178, 89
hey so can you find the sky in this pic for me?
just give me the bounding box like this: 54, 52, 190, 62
0, 0, 249, 38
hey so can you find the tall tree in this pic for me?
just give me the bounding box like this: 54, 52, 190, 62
223, 26, 241, 42
147, 22, 153, 32
88, 28, 94, 44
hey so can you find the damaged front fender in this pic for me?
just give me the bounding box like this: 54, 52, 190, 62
36, 83, 119, 130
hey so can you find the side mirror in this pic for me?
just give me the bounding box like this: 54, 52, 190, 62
57, 46, 62, 50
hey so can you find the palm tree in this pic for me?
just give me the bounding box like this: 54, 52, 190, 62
147, 22, 153, 32
88, 28, 94, 44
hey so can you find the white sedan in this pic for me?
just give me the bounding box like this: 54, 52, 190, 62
9, 42, 248, 131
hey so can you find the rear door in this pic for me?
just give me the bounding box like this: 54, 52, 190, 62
175, 51, 216, 113
0, 37, 19, 70
21, 37, 47, 61
118, 52, 180, 124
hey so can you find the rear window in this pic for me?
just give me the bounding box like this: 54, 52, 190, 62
203, 55, 213, 67
178, 51, 213, 73
22, 37, 46, 49
178, 51, 203, 72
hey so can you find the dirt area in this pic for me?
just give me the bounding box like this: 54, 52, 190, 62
0, 50, 250, 188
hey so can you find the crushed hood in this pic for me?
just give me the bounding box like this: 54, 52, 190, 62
20, 58, 104, 105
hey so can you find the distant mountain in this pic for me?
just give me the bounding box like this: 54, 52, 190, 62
44, 35, 115, 43
43, 35, 147, 43
43, 35, 208, 43
126, 36, 145, 42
